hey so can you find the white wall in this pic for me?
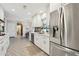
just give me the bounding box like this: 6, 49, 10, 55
5, 18, 30, 38
4, 12, 18, 37
23, 20, 31, 37
0, 6, 17, 37
5, 11, 31, 38
7, 21, 17, 37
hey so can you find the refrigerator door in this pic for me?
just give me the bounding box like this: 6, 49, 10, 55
63, 3, 79, 51
50, 9, 61, 44
50, 42, 78, 56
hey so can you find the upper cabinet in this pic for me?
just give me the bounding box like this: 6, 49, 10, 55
50, 3, 62, 12
50, 3, 69, 13
0, 6, 5, 35
0, 6, 4, 21
32, 14, 43, 27
32, 11, 50, 27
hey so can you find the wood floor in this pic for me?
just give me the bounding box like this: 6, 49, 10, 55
6, 37, 48, 56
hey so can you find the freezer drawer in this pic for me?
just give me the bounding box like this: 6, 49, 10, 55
50, 42, 78, 56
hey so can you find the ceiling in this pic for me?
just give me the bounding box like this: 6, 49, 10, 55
0, 3, 49, 21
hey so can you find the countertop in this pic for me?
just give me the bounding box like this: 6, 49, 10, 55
34, 32, 49, 37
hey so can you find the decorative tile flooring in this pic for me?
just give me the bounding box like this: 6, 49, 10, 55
6, 37, 48, 56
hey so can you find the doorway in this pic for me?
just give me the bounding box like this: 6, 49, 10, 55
17, 22, 23, 37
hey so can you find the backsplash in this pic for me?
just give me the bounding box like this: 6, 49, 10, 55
34, 27, 49, 34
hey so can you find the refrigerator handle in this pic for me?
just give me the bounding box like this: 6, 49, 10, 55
60, 8, 65, 45
59, 7, 63, 45
53, 26, 58, 37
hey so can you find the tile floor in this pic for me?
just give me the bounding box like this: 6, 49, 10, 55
6, 37, 48, 56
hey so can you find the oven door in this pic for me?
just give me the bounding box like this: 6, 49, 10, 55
50, 8, 62, 45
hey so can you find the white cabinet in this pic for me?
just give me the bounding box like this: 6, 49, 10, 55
0, 35, 9, 56
50, 3, 61, 12
0, 6, 4, 20
42, 36, 49, 54
34, 33, 42, 48
50, 3, 69, 13
34, 33, 49, 54
32, 14, 43, 27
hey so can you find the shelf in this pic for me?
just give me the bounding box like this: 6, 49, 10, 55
0, 19, 5, 23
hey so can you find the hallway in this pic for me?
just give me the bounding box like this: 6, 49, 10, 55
6, 37, 47, 56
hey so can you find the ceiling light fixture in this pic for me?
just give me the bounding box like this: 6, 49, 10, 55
27, 12, 31, 15
39, 10, 43, 13
12, 9, 15, 12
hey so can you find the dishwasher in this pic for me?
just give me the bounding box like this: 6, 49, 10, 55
31, 33, 34, 43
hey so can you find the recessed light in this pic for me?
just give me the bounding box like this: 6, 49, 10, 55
39, 10, 43, 13
27, 12, 31, 15
12, 9, 15, 12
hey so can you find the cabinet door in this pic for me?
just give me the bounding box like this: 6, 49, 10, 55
42, 36, 49, 54
34, 34, 41, 48
3, 41, 9, 55
0, 47, 2, 55
44, 38, 49, 54
37, 35, 43, 50
0, 45, 5, 56
33, 14, 42, 27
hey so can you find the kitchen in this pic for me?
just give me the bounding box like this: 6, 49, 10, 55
0, 3, 79, 56
0, 3, 50, 56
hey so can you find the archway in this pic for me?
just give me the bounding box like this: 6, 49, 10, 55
17, 22, 23, 37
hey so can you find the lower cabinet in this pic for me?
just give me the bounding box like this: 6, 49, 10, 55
34, 33, 49, 54
0, 40, 9, 56
44, 39, 49, 54
0, 36, 9, 56
41, 37, 49, 54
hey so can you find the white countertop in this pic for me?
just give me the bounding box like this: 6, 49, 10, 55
34, 32, 49, 37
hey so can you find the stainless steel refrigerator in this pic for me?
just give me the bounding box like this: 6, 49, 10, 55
50, 3, 79, 56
